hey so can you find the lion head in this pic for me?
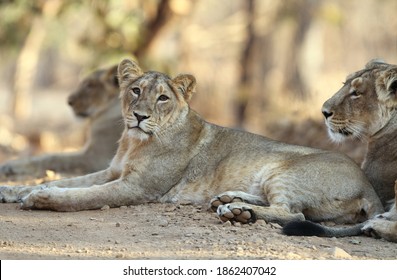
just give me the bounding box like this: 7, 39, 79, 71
67, 65, 119, 118
321, 60, 397, 142
117, 59, 196, 141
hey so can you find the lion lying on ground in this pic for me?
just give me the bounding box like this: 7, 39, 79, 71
284, 60, 397, 242
0, 65, 123, 179
0, 59, 383, 229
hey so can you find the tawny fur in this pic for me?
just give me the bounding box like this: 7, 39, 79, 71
322, 59, 397, 205
286, 59, 397, 242
0, 65, 123, 178
0, 59, 383, 229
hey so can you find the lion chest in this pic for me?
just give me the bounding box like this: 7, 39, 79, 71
120, 143, 194, 196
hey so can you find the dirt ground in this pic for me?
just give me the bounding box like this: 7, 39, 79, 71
0, 195, 396, 260
0, 115, 395, 260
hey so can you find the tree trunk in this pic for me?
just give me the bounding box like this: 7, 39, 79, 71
235, 0, 256, 127
11, 0, 62, 120
12, 18, 46, 120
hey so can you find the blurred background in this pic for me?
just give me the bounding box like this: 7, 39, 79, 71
0, 0, 396, 164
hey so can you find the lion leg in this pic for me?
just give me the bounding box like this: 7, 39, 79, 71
20, 179, 145, 212
0, 158, 41, 179
375, 182, 397, 220
0, 185, 46, 203
0, 168, 116, 203
362, 219, 397, 242
216, 202, 305, 225
375, 204, 397, 220
209, 191, 268, 212
362, 183, 397, 242
45, 168, 117, 188
0, 151, 94, 179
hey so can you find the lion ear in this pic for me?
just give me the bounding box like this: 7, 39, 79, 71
376, 68, 397, 106
106, 65, 119, 87
387, 76, 397, 97
172, 74, 196, 102
117, 59, 143, 90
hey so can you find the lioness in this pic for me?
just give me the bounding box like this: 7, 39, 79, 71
283, 60, 397, 242
0, 65, 123, 178
0, 59, 383, 229
322, 60, 397, 206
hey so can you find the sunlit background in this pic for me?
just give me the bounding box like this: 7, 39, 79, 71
0, 0, 396, 163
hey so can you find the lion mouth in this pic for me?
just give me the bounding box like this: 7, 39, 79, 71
127, 125, 152, 135
325, 118, 368, 143
336, 128, 352, 136
76, 112, 90, 118
327, 126, 353, 138
127, 125, 138, 130
325, 119, 353, 137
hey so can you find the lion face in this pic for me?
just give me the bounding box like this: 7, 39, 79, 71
67, 65, 119, 118
321, 60, 397, 142
117, 59, 196, 140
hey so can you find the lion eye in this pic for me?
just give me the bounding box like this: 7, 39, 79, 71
158, 95, 169, 102
350, 90, 361, 99
131, 87, 141, 95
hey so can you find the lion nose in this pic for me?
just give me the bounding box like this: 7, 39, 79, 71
134, 112, 150, 123
67, 94, 76, 106
322, 110, 333, 119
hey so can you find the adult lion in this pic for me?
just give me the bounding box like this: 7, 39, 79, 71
0, 65, 122, 179
283, 60, 397, 242
0, 59, 383, 229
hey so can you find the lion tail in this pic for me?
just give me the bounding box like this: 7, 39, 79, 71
282, 220, 363, 238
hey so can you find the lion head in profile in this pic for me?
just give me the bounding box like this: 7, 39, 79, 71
321, 60, 397, 143
67, 65, 119, 118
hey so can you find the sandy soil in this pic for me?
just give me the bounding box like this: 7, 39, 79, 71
0, 198, 396, 260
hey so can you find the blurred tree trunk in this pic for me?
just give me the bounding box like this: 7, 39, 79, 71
135, 0, 174, 60
282, 0, 319, 99
235, 0, 256, 128
11, 0, 62, 121
234, 0, 318, 126
90, 0, 175, 63
12, 17, 46, 120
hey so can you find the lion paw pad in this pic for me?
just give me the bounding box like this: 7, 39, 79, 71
210, 194, 243, 212
216, 203, 256, 224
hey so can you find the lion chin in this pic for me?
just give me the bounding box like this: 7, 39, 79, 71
325, 125, 354, 143
327, 130, 347, 143
127, 127, 151, 141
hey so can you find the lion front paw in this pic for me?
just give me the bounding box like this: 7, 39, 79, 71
210, 191, 267, 212
209, 192, 245, 212
216, 203, 257, 224
0, 162, 37, 179
0, 186, 35, 203
20, 187, 56, 210
0, 164, 16, 178
20, 186, 79, 211
375, 208, 397, 221
0, 186, 18, 202
362, 219, 384, 239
